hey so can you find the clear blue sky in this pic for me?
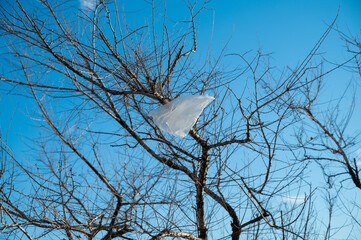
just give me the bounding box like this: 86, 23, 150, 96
0, 0, 360, 238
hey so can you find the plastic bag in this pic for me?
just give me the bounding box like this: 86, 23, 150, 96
149, 95, 215, 138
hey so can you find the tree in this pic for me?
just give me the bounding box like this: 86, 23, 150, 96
0, 0, 360, 239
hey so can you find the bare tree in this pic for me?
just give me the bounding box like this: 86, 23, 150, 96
0, 0, 359, 239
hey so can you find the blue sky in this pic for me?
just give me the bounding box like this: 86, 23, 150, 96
2, 0, 358, 164
0, 0, 361, 238
205, 0, 360, 55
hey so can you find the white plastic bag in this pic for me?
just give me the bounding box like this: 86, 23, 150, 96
149, 95, 215, 138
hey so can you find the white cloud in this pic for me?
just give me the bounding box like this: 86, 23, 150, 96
80, 0, 98, 10
357, 148, 361, 157
356, 148, 361, 167
282, 195, 306, 204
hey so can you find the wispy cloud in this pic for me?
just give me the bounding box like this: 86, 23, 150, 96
282, 195, 306, 204
357, 148, 361, 157
356, 148, 361, 167
80, 0, 98, 10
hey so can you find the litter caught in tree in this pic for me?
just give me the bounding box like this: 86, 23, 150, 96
149, 95, 215, 138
